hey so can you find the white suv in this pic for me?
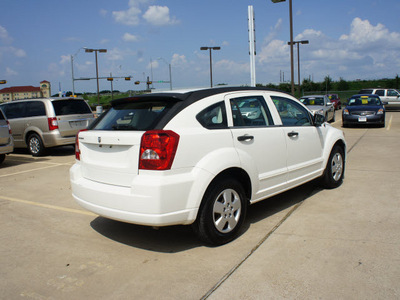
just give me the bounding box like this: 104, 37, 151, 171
70, 87, 346, 245
359, 88, 400, 107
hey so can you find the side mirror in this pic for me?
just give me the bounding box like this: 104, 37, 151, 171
313, 113, 325, 126
326, 102, 333, 106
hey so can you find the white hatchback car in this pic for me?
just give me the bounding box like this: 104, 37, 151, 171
70, 87, 346, 245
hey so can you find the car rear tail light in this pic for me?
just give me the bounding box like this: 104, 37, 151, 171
75, 129, 87, 161
6, 120, 11, 134
48, 117, 59, 131
139, 130, 180, 170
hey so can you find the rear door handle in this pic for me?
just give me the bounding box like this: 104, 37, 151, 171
287, 131, 299, 137
237, 135, 254, 141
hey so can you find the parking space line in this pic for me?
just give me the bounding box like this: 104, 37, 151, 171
0, 164, 68, 178
0, 195, 97, 216
387, 115, 393, 131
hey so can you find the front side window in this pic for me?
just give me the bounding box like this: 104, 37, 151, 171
93, 100, 175, 131
230, 96, 273, 127
272, 96, 312, 126
196, 101, 227, 129
387, 89, 399, 97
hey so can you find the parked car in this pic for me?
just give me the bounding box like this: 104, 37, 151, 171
0, 97, 94, 156
342, 94, 385, 127
327, 94, 342, 110
300, 95, 335, 122
0, 108, 14, 164
70, 87, 346, 245
359, 88, 400, 108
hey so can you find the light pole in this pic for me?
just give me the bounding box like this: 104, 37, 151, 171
157, 57, 172, 90
200, 46, 220, 88
271, 0, 295, 95
85, 48, 107, 106
288, 40, 309, 96
70, 47, 87, 96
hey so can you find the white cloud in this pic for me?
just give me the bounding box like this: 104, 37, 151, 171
6, 67, 18, 76
123, 33, 139, 42
171, 53, 187, 68
113, 6, 142, 26
0, 25, 12, 43
143, 6, 179, 26
257, 17, 400, 82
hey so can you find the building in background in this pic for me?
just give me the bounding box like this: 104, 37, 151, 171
0, 81, 51, 102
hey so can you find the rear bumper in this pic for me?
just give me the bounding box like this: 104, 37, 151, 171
0, 138, 13, 155
70, 164, 200, 226
42, 131, 76, 147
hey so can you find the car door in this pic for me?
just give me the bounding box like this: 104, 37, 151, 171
386, 89, 400, 104
268, 95, 324, 187
1, 102, 27, 146
325, 96, 335, 121
226, 93, 288, 202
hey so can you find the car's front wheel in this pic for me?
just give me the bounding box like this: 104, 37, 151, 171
193, 178, 247, 245
322, 145, 345, 189
28, 133, 45, 156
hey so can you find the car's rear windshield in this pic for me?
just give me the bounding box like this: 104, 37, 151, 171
52, 100, 92, 116
93, 100, 176, 131
348, 96, 381, 106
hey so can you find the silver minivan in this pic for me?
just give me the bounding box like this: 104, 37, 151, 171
0, 97, 94, 156
0, 108, 14, 163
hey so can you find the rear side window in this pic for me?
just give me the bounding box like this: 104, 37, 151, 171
93, 100, 174, 131
196, 102, 227, 129
52, 100, 92, 116
375, 90, 385, 96
26, 101, 46, 117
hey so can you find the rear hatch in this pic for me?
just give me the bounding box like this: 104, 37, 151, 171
78, 96, 181, 187
52, 99, 95, 137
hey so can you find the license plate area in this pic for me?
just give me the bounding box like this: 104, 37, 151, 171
358, 116, 367, 122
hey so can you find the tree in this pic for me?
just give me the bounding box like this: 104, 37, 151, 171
337, 77, 349, 91
322, 76, 332, 92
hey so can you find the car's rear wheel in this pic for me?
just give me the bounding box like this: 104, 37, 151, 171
193, 178, 247, 245
28, 133, 45, 157
322, 145, 345, 189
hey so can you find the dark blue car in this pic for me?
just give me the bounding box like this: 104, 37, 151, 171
342, 94, 385, 127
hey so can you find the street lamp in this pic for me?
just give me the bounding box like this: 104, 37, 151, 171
288, 40, 309, 96
70, 47, 87, 96
200, 46, 221, 88
271, 0, 295, 95
157, 57, 173, 90
85, 48, 107, 106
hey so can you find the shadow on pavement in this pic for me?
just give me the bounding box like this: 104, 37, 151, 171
90, 180, 323, 253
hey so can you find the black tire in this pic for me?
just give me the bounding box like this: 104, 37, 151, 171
0, 154, 5, 164
193, 178, 248, 245
322, 145, 345, 189
27, 133, 46, 157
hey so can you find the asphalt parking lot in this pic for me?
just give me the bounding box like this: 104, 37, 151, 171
1, 111, 400, 299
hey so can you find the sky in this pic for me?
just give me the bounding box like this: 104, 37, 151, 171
1, 0, 400, 94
